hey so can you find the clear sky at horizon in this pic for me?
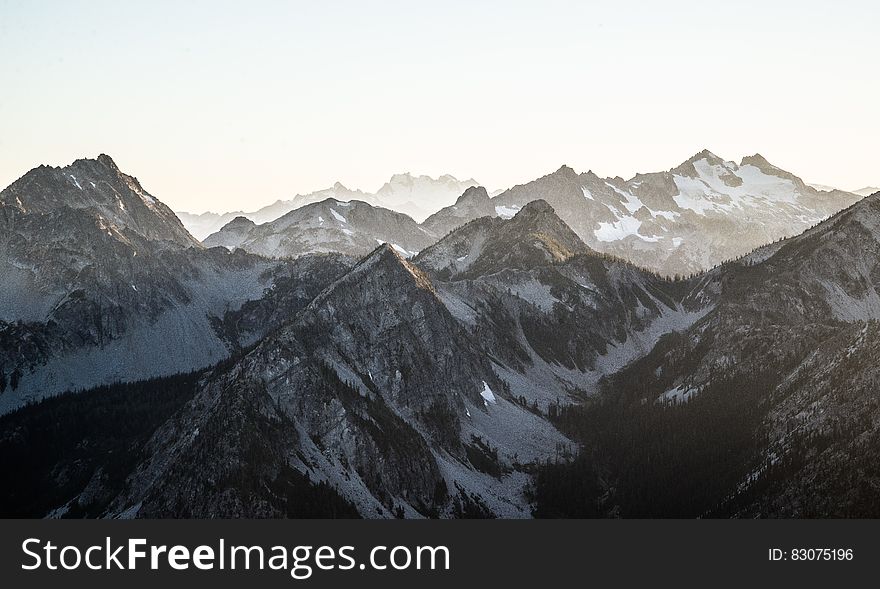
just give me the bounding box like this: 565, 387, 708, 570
1, 0, 877, 213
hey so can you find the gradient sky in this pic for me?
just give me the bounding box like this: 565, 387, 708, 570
1, 0, 877, 213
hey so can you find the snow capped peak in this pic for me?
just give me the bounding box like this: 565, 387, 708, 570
671, 149, 728, 177
689, 148, 723, 163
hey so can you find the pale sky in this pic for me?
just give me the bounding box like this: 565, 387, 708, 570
1, 0, 877, 213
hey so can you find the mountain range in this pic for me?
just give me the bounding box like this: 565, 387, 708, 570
177, 173, 480, 240
202, 198, 435, 259
200, 150, 864, 277
1, 153, 879, 518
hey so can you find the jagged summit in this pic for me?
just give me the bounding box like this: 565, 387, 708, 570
693, 148, 721, 160
671, 149, 726, 176
552, 164, 578, 178
740, 153, 773, 168
1, 155, 198, 247
96, 153, 120, 171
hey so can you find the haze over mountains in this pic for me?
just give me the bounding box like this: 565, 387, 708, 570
809, 183, 879, 197
177, 173, 480, 240
853, 186, 880, 197
197, 150, 864, 277
202, 199, 435, 259
2, 153, 880, 518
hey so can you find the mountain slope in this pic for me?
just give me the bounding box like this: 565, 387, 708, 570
105, 203, 716, 517
417, 200, 706, 407
534, 191, 880, 517
0, 157, 350, 414
108, 244, 569, 517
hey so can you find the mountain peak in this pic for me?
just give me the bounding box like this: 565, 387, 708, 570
440, 198, 589, 275
682, 149, 723, 166
456, 185, 489, 204
0, 155, 199, 248
338, 242, 436, 294
225, 215, 256, 228
516, 198, 557, 217
420, 195, 588, 279
671, 149, 726, 177
740, 153, 774, 169
552, 164, 578, 178
740, 153, 808, 187
96, 153, 120, 172
358, 241, 398, 264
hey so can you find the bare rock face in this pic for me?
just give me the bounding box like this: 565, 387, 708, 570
2, 154, 198, 247
0, 157, 350, 414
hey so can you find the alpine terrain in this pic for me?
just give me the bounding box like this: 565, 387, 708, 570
178, 173, 479, 239
0, 156, 352, 414
1, 154, 877, 520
